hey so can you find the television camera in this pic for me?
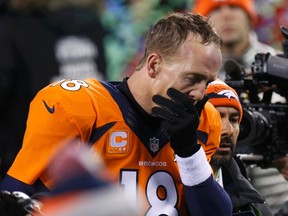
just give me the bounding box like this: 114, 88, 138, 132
225, 26, 288, 167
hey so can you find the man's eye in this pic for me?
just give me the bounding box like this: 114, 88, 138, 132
187, 77, 202, 84
230, 118, 239, 125
184, 77, 196, 85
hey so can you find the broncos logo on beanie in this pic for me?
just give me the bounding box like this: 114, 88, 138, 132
206, 79, 243, 122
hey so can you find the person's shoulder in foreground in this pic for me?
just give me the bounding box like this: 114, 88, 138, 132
1, 12, 232, 215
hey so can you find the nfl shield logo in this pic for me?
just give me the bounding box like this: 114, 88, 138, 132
150, 137, 159, 153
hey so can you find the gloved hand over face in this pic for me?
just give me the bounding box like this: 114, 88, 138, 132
152, 88, 208, 157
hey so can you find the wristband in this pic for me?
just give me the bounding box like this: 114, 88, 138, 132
176, 146, 211, 186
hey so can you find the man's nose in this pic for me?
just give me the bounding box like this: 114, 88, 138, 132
188, 82, 206, 101
222, 119, 234, 136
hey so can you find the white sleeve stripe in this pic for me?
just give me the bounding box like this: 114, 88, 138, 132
175, 147, 212, 186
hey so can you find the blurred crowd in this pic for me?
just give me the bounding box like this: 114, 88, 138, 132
0, 0, 286, 80
100, 0, 288, 80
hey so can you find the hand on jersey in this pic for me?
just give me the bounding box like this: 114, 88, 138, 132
152, 88, 208, 157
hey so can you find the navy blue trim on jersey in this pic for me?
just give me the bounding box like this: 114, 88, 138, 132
100, 81, 169, 157
51, 172, 110, 196
197, 130, 208, 145
0, 175, 50, 196
89, 122, 116, 145
184, 175, 232, 216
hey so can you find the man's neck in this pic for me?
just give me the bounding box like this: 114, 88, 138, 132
221, 35, 250, 58
127, 73, 153, 114
211, 165, 220, 176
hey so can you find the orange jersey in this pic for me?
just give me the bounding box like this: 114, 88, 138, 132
8, 79, 190, 215
198, 102, 222, 162
7, 79, 224, 215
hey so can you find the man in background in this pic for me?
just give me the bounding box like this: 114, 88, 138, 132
206, 79, 272, 216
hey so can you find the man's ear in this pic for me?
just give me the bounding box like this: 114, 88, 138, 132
147, 53, 161, 78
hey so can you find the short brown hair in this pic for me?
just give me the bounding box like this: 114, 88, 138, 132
136, 12, 222, 70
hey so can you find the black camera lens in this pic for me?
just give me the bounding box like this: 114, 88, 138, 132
238, 112, 252, 141
237, 108, 270, 147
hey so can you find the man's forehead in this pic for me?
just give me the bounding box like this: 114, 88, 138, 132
216, 106, 239, 114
